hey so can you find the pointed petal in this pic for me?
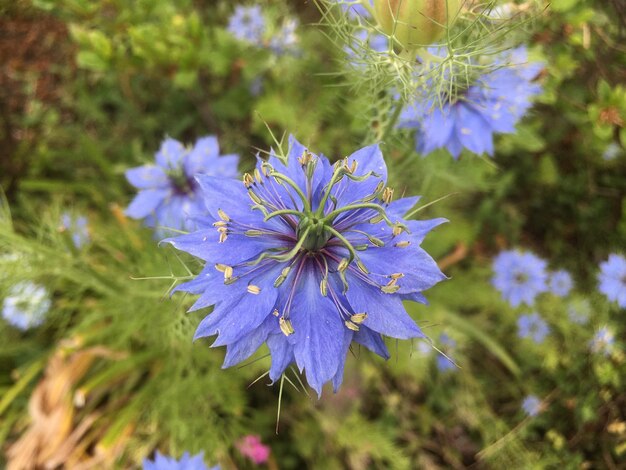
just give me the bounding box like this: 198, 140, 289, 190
125, 166, 168, 189
125, 189, 169, 219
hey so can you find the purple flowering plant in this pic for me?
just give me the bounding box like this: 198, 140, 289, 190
492, 249, 548, 308
143, 451, 218, 470
398, 46, 543, 159
166, 135, 447, 396
125, 136, 239, 236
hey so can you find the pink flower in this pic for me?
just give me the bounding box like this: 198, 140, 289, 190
237, 435, 270, 465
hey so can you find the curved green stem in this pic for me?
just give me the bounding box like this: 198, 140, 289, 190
270, 172, 311, 213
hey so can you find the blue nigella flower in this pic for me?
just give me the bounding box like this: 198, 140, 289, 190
435, 333, 456, 372
166, 135, 447, 396
567, 299, 590, 325
2, 281, 51, 330
522, 395, 542, 417
602, 142, 621, 161
125, 137, 239, 236
336, 0, 372, 20
143, 451, 218, 470
549, 269, 572, 297
517, 312, 550, 344
60, 213, 90, 248
227, 6, 266, 45
598, 253, 626, 308
399, 46, 543, 159
492, 250, 548, 307
268, 18, 299, 55
589, 326, 615, 356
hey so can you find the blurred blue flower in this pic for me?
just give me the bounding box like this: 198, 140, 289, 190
598, 254, 626, 308
549, 269, 572, 297
589, 326, 615, 356
435, 333, 456, 372
492, 250, 548, 307
399, 46, 543, 159
522, 395, 542, 417
60, 213, 90, 248
602, 142, 621, 161
227, 6, 266, 45
336, 0, 372, 20
2, 281, 51, 330
167, 135, 447, 396
567, 299, 590, 325
517, 312, 550, 343
143, 451, 217, 470
269, 18, 299, 55
125, 137, 239, 236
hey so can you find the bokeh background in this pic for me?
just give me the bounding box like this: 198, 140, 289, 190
1, 0, 625, 468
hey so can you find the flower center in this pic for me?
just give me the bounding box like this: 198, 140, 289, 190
296, 215, 331, 252
169, 170, 195, 195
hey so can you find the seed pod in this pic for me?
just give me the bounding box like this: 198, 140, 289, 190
373, 0, 461, 51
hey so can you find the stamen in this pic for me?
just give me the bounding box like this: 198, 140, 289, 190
254, 168, 262, 183
381, 279, 400, 294
243, 173, 254, 188
356, 260, 369, 274
247, 284, 261, 295
213, 221, 228, 228
338, 258, 349, 272
395, 241, 411, 248
344, 320, 360, 331
245, 230, 265, 237
218, 209, 230, 222
279, 317, 294, 336
350, 313, 367, 324
382, 187, 394, 204
248, 190, 263, 205
392, 224, 403, 237
320, 277, 328, 296
272, 309, 280, 317
390, 273, 404, 280
298, 150, 313, 166
215, 263, 233, 280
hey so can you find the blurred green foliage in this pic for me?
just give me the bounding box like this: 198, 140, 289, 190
1, 0, 625, 468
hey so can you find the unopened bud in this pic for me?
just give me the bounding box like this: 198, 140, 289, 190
373, 0, 461, 51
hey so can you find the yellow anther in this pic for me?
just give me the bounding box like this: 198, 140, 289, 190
213, 221, 228, 228
320, 278, 328, 296
390, 273, 404, 280
254, 168, 262, 183
218, 230, 228, 243
374, 180, 385, 194
392, 224, 403, 237
247, 284, 261, 295
279, 317, 294, 336
215, 263, 232, 276
382, 187, 394, 204
272, 309, 280, 317
395, 241, 411, 248
218, 209, 230, 222
243, 173, 254, 188
245, 230, 264, 237
338, 258, 349, 272
344, 320, 360, 331
350, 313, 367, 324
357, 260, 369, 274
298, 150, 313, 166
261, 163, 270, 176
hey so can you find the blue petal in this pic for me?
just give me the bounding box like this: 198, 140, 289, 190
405, 218, 448, 244
194, 271, 279, 346
345, 276, 424, 339
222, 316, 273, 368
155, 137, 186, 170
125, 166, 168, 189
332, 329, 354, 392
195, 174, 252, 220
125, 189, 169, 219
290, 263, 345, 397
267, 333, 295, 382
454, 104, 494, 156
386, 196, 420, 219
354, 326, 390, 359
330, 144, 387, 209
